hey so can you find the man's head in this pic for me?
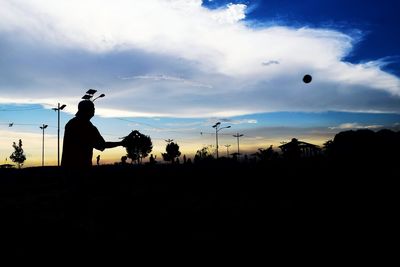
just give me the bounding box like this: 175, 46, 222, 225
76, 100, 95, 119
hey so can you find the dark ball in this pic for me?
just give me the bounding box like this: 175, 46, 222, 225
303, 74, 312, 83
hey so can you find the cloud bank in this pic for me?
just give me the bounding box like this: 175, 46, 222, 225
0, 0, 399, 117
329, 123, 383, 130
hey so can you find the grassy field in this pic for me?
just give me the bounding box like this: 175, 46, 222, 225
0, 159, 397, 250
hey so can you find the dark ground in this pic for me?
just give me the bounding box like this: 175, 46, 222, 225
0, 158, 397, 252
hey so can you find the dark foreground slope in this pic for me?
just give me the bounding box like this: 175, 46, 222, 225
0, 159, 397, 249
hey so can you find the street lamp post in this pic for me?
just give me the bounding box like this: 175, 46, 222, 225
52, 103, 66, 166
40, 124, 48, 167
233, 133, 244, 157
212, 122, 231, 159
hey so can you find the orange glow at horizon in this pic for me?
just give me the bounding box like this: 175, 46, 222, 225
1, 127, 336, 167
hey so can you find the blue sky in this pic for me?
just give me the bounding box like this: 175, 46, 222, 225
1, 0, 400, 166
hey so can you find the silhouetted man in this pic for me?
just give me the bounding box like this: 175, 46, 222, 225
61, 100, 123, 168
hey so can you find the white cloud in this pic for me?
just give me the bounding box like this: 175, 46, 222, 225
120, 74, 213, 88
0, 0, 399, 118
211, 3, 247, 24
329, 123, 383, 130
222, 119, 258, 125
262, 60, 280, 66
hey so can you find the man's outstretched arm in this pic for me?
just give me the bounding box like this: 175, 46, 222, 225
104, 141, 123, 149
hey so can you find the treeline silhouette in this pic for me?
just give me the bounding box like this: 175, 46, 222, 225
190, 129, 400, 166
325, 129, 400, 164
0, 129, 398, 248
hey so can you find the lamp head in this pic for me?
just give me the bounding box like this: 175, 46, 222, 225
212, 122, 221, 128
86, 89, 97, 95
92, 93, 105, 102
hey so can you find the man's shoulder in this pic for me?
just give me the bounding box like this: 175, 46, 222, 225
66, 117, 93, 125
66, 116, 75, 123
65, 117, 96, 132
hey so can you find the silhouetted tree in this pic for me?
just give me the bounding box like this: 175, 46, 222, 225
162, 142, 181, 164
375, 129, 400, 162
123, 130, 153, 164
10, 139, 26, 169
194, 145, 214, 163
329, 129, 400, 164
322, 140, 334, 157
255, 145, 275, 162
332, 129, 375, 162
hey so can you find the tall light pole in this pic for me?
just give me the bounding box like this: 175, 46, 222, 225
52, 103, 66, 166
40, 124, 48, 167
224, 144, 231, 158
212, 122, 231, 159
233, 133, 244, 157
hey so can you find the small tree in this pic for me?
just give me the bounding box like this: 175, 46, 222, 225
162, 142, 181, 164
10, 139, 26, 168
123, 130, 153, 164
323, 140, 334, 158
254, 145, 278, 162
194, 145, 214, 163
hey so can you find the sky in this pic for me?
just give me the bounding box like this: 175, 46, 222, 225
1, 0, 400, 166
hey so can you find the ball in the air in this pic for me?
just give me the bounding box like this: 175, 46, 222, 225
303, 74, 312, 83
